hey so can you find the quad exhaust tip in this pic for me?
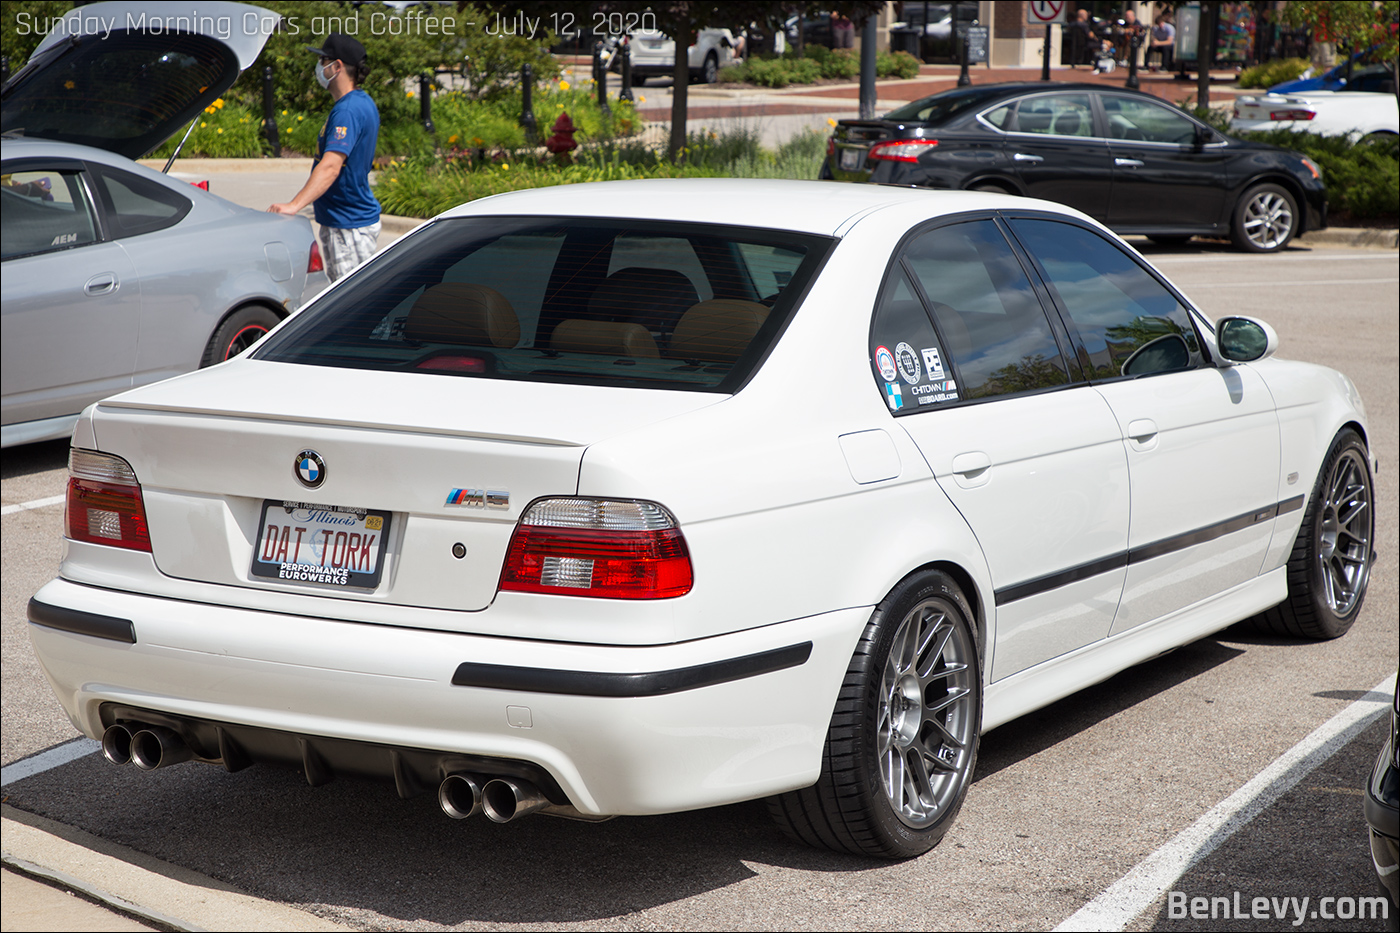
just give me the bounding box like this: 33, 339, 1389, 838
129, 725, 193, 771
101, 724, 134, 765
481, 778, 549, 823
438, 773, 482, 819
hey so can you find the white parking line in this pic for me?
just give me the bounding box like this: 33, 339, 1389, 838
1189, 277, 1397, 287
1, 738, 101, 788
1054, 673, 1396, 932
0, 495, 65, 517
1149, 253, 1398, 265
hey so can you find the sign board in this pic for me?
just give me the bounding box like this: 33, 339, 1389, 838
1027, 1, 1067, 25
964, 25, 989, 64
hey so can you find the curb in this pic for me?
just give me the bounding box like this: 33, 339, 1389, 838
1297, 227, 1400, 249
1, 806, 348, 932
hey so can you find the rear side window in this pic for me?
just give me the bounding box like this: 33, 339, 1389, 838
0, 167, 98, 259
1009, 219, 1203, 380
257, 217, 832, 392
881, 219, 1070, 404
89, 166, 191, 238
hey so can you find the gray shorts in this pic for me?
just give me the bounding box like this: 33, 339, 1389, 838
319, 221, 381, 281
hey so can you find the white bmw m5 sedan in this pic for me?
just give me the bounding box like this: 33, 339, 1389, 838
28, 179, 1375, 858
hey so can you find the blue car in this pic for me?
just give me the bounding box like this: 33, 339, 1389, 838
1271, 50, 1395, 94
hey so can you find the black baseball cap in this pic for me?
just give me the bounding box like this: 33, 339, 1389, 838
306, 33, 367, 68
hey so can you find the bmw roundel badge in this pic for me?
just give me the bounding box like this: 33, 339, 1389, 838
294, 449, 326, 488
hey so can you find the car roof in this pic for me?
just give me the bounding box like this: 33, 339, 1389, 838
439, 178, 1048, 236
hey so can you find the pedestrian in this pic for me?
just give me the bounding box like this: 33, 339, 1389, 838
269, 33, 381, 282
1147, 12, 1175, 72
1119, 8, 1146, 68
1068, 9, 1095, 69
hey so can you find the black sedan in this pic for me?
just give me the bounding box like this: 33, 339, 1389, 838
820, 83, 1327, 252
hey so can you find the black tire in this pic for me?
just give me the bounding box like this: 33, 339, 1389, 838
632, 75, 648, 87
201, 305, 280, 367
701, 52, 719, 84
818, 159, 834, 181
1148, 235, 1192, 246
1230, 182, 1298, 253
1249, 429, 1374, 639
768, 571, 981, 858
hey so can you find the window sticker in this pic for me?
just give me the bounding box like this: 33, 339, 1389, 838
913, 377, 960, 406
921, 346, 945, 378
875, 345, 898, 382
896, 342, 922, 384
885, 382, 904, 410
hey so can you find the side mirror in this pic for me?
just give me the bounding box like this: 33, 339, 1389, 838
1193, 125, 1212, 150
1215, 316, 1279, 364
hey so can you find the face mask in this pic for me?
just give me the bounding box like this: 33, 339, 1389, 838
315, 61, 337, 89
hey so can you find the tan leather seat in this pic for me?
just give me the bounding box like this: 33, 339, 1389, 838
668, 299, 770, 364
404, 283, 519, 348
550, 319, 660, 358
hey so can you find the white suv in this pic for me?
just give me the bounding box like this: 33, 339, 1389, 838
626, 27, 737, 84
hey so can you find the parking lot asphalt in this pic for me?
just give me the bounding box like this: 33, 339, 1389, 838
5, 67, 1396, 930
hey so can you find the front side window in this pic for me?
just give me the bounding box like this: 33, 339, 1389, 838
1009, 219, 1204, 380
257, 217, 832, 393
1100, 96, 1199, 144
869, 219, 1071, 410
0, 167, 98, 260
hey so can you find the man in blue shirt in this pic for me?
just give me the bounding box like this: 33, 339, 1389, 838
269, 34, 381, 281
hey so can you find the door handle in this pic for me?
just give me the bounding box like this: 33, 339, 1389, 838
1013, 153, 1044, 163
952, 451, 993, 476
1115, 158, 1145, 168
1127, 419, 1159, 442
85, 273, 118, 296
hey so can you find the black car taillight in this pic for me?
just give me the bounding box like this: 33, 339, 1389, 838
867, 139, 940, 163
66, 449, 151, 552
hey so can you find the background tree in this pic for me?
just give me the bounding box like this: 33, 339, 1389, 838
1278, 1, 1399, 106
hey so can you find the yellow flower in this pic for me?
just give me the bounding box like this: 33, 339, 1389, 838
501, 163, 509, 170
217, 128, 224, 134
827, 118, 837, 127
282, 109, 288, 116
448, 134, 459, 144
214, 98, 224, 109
297, 115, 304, 121
64, 80, 75, 90
472, 136, 483, 146
406, 90, 415, 98
200, 121, 207, 127
559, 80, 570, 91
638, 95, 646, 102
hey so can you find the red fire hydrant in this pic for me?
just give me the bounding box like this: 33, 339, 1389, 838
545, 112, 578, 166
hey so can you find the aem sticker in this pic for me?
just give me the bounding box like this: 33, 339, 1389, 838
875, 345, 898, 382
895, 342, 921, 384
922, 346, 945, 378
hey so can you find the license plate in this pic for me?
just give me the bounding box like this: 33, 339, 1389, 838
251, 500, 391, 589
839, 147, 864, 171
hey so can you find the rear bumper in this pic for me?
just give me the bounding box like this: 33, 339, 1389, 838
27, 578, 866, 815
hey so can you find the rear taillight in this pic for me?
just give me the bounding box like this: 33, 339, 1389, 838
867, 139, 939, 163
500, 498, 693, 599
65, 450, 151, 552
1269, 109, 1316, 121
827, 136, 836, 157
190, 179, 210, 191
308, 240, 324, 274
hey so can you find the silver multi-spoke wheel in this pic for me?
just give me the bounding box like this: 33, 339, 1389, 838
1232, 183, 1298, 252
1314, 446, 1372, 618
877, 598, 976, 828
1250, 429, 1373, 639
768, 571, 981, 858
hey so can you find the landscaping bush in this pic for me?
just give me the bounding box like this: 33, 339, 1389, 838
149, 99, 263, 159
877, 50, 922, 80
1237, 58, 1312, 89
1231, 128, 1400, 219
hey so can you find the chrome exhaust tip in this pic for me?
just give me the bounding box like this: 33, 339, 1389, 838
438, 774, 482, 819
101, 724, 134, 765
481, 778, 550, 823
130, 725, 194, 771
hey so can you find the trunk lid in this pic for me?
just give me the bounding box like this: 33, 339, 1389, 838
830, 120, 899, 180
92, 359, 724, 611
2, 1, 278, 159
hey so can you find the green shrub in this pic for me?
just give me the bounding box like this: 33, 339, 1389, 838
1237, 58, 1311, 89
1230, 128, 1399, 219
877, 50, 922, 79
150, 99, 263, 159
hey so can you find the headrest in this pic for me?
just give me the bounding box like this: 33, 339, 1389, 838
669, 299, 769, 363
550, 319, 660, 358
404, 283, 519, 348
588, 267, 700, 329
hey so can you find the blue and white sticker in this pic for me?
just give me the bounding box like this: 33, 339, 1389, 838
885, 382, 903, 410
875, 345, 898, 382
896, 342, 921, 384
922, 346, 945, 378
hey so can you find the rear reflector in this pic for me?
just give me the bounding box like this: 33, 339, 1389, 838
308, 240, 324, 274
500, 498, 693, 599
66, 450, 150, 552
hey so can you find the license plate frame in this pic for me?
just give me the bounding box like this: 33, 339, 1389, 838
250, 500, 391, 589
839, 146, 864, 171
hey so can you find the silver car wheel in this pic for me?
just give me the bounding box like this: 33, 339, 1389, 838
1242, 189, 1294, 250
1315, 446, 1372, 618
877, 597, 977, 829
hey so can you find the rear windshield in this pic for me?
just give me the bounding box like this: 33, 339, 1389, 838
883, 86, 1012, 124
256, 217, 833, 392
